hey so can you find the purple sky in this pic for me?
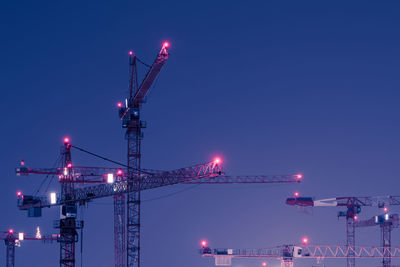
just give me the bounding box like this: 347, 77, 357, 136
1, 1, 400, 266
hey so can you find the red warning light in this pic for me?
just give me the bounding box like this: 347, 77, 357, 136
17, 191, 22, 197
201, 240, 207, 247
9, 229, 13, 234
302, 237, 309, 244
162, 42, 170, 48
117, 102, 123, 108
64, 137, 70, 144
214, 157, 221, 164
384, 207, 388, 213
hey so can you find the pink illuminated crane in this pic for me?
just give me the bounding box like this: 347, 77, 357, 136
286, 195, 400, 267
1, 229, 57, 267
16, 43, 303, 267
200, 241, 400, 267
16, 140, 301, 267
16, 141, 223, 267
114, 42, 303, 267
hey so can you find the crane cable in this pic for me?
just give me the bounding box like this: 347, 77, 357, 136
136, 57, 151, 68
92, 184, 201, 205
70, 144, 154, 175
34, 154, 61, 196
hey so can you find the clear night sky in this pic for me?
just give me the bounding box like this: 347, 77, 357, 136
1, 1, 400, 266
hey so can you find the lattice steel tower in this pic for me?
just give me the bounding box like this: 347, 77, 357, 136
118, 43, 169, 267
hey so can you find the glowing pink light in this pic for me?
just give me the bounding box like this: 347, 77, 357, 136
384, 207, 388, 213
17, 191, 22, 197
129, 51, 133, 55
354, 216, 358, 220
214, 157, 221, 164
67, 163, 72, 168
20, 159, 25, 166
117, 102, 123, 108
262, 262, 267, 267
9, 229, 13, 234
302, 237, 309, 244
297, 174, 303, 179
64, 137, 70, 144
117, 170, 123, 175
162, 41, 170, 48
201, 240, 207, 247
294, 192, 299, 197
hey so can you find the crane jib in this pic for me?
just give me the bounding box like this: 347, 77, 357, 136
17, 160, 223, 210
131, 48, 169, 107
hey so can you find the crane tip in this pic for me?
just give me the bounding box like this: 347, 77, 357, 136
162, 42, 170, 48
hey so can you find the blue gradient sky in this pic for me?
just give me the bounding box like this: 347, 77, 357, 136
1, 1, 400, 266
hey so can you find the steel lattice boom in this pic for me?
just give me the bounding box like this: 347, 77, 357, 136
186, 174, 302, 184
201, 244, 400, 266
17, 160, 223, 210
17, 165, 302, 210
16, 168, 301, 185
286, 196, 400, 208
130, 43, 169, 107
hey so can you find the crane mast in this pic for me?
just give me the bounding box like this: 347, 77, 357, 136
340, 198, 358, 267
126, 49, 139, 267
114, 178, 126, 267
118, 44, 169, 267
355, 213, 399, 267
5, 232, 14, 267
58, 140, 83, 267
381, 217, 396, 267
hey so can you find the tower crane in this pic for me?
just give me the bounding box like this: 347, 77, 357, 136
115, 42, 304, 267
16, 43, 303, 267
116, 43, 170, 267
355, 212, 399, 267
200, 242, 400, 267
1, 228, 57, 267
286, 195, 400, 267
16, 139, 223, 267
16, 141, 302, 267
